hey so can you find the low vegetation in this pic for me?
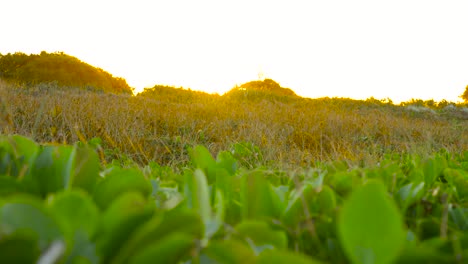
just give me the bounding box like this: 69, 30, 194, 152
1, 79, 467, 169
1, 135, 468, 263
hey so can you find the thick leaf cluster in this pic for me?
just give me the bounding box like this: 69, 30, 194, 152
1, 135, 468, 263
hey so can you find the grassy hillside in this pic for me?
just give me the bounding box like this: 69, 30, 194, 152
1, 79, 466, 169
0, 51, 132, 94
1, 72, 468, 263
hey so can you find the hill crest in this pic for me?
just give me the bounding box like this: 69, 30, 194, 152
0, 51, 132, 94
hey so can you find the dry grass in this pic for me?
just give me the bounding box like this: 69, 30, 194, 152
1, 80, 467, 169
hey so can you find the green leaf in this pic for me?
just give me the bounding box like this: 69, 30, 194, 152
282, 184, 316, 227
112, 209, 203, 264
257, 250, 323, 264
67, 144, 100, 193
0, 196, 63, 251
316, 185, 337, 215
449, 206, 468, 231
396, 182, 425, 212
202, 239, 256, 264
48, 190, 100, 240
209, 189, 224, 238
190, 145, 217, 182
185, 169, 211, 227
12, 142, 99, 197
418, 219, 440, 240
270, 185, 288, 220
216, 151, 238, 176
129, 233, 194, 264
0, 135, 39, 178
241, 171, 277, 220
396, 243, 454, 264
6, 135, 39, 164
0, 176, 24, 197
443, 168, 468, 200
97, 191, 154, 263
92, 167, 151, 210
215, 168, 240, 224
191, 145, 216, 169
338, 180, 405, 264
63, 231, 99, 264
0, 233, 40, 264
235, 220, 288, 251
27, 145, 73, 197
329, 171, 355, 197
422, 156, 445, 187
408, 169, 424, 185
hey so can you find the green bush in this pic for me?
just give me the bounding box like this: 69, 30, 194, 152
1, 135, 468, 263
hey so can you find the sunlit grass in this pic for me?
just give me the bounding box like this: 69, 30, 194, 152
0, 80, 466, 170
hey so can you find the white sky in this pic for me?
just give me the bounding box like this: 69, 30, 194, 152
1, 0, 467, 102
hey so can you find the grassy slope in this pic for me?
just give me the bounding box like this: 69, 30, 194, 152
0, 51, 133, 94
0, 80, 467, 169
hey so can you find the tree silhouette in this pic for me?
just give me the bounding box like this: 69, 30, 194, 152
461, 85, 468, 102
230, 79, 297, 96
225, 78, 298, 103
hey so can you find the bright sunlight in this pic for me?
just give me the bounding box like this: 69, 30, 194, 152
1, 0, 468, 102
1, 2, 468, 263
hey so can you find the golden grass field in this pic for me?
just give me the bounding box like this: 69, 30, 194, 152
1, 79, 467, 169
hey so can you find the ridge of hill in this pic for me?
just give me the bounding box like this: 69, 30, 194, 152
137, 84, 220, 103
1, 77, 467, 168
0, 51, 132, 94
138, 79, 300, 104
236, 78, 297, 96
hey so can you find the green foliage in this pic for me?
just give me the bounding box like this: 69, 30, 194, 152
29, 145, 74, 196
129, 232, 194, 264
92, 167, 151, 210
48, 190, 99, 240
338, 180, 405, 264
257, 250, 323, 264
184, 169, 222, 240
0, 233, 40, 264
202, 239, 256, 264
0, 196, 64, 252
241, 171, 279, 220
282, 184, 315, 226
0, 51, 132, 94
230, 142, 263, 169
48, 190, 100, 263
0, 135, 468, 263
97, 191, 154, 263
234, 220, 288, 251
112, 209, 203, 264
1, 49, 467, 264
0, 135, 39, 178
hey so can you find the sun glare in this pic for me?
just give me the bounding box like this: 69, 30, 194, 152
1, 0, 468, 103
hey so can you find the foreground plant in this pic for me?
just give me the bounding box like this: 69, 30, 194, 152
0, 135, 468, 263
